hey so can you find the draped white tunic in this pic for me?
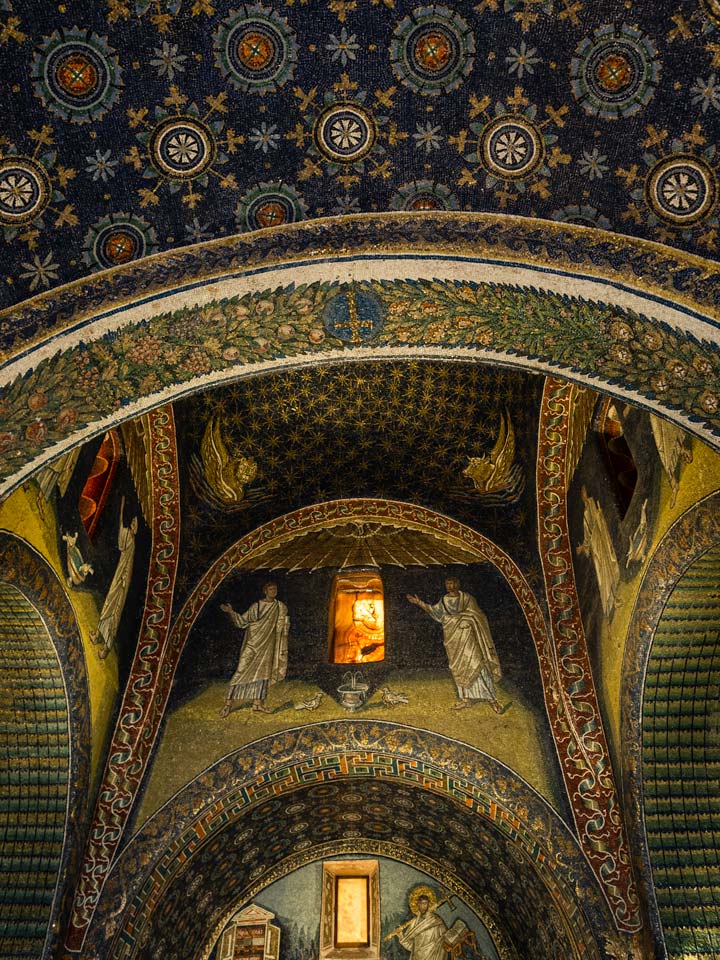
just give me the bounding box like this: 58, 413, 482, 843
425, 591, 501, 700
226, 598, 289, 701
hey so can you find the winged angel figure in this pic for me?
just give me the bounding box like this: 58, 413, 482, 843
190, 416, 259, 509
462, 409, 524, 503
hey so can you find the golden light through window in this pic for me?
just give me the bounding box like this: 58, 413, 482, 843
334, 877, 370, 948
328, 568, 385, 664
320, 859, 380, 960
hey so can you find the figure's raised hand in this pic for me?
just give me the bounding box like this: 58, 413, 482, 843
220, 602, 233, 614
406, 594, 422, 606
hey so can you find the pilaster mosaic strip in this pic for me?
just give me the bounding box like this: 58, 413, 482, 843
537, 377, 640, 931
64, 406, 180, 952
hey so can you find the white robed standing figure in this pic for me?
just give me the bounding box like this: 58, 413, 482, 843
388, 887, 450, 960
577, 485, 621, 619
94, 496, 138, 660
407, 578, 502, 712
220, 582, 289, 716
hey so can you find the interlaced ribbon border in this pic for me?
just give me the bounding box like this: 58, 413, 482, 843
536, 377, 640, 931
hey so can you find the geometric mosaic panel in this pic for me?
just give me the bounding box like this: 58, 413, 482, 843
643, 544, 720, 958
0, 581, 69, 960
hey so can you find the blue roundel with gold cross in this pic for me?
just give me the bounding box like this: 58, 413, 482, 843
322, 288, 384, 344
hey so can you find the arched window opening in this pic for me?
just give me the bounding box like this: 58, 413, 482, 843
328, 568, 385, 664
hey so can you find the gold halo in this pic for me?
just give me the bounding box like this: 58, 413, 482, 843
408, 885, 438, 915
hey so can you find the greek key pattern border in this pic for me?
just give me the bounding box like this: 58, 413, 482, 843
81, 727, 610, 960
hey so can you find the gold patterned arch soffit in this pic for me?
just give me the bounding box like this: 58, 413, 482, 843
2, 213, 720, 495
90, 725, 610, 960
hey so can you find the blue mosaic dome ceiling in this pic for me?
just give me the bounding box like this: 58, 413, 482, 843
1, 0, 719, 308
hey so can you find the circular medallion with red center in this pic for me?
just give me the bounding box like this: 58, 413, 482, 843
56, 53, 99, 97
32, 29, 121, 124
594, 52, 632, 93
570, 24, 659, 119
391, 7, 474, 96
83, 214, 156, 272
236, 183, 307, 232
213, 5, 297, 93
413, 31, 453, 74
102, 230, 139, 265
409, 195, 443, 210
236, 29, 276, 71
390, 180, 458, 212
253, 200, 288, 228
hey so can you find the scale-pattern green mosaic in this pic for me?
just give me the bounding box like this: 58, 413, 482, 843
643, 545, 720, 958
0, 582, 68, 959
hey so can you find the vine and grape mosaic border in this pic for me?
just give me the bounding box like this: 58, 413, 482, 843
2, 261, 720, 494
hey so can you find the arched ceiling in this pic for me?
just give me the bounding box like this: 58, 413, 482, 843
2, 4, 720, 960
87, 723, 614, 960
134, 780, 583, 960
174, 362, 543, 590
1, 0, 720, 317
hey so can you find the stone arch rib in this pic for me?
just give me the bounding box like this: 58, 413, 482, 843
3, 214, 720, 496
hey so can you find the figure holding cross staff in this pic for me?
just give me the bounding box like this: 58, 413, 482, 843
385, 887, 455, 960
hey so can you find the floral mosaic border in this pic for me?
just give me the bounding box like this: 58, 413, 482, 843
537, 379, 640, 931
1, 274, 719, 494
4, 214, 720, 359
64, 407, 180, 952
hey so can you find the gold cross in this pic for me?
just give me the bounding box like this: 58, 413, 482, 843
334, 289, 374, 343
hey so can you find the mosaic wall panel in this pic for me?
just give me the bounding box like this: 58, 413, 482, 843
643, 543, 720, 958
0, 534, 90, 960
0, 581, 68, 959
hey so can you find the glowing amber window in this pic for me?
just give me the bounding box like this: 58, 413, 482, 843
329, 568, 385, 664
